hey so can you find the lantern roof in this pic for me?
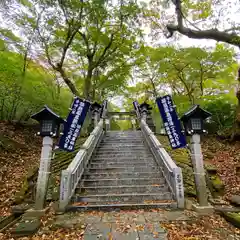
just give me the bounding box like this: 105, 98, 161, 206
139, 102, 152, 110
181, 105, 211, 122
91, 101, 102, 110
31, 105, 65, 123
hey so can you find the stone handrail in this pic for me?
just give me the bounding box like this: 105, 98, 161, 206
140, 119, 184, 208
59, 119, 104, 211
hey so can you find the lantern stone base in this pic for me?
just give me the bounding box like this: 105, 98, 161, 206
193, 203, 214, 215
24, 208, 48, 218
10, 208, 49, 237
10, 216, 41, 237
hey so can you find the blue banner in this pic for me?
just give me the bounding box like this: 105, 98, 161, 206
58, 97, 90, 152
156, 95, 187, 149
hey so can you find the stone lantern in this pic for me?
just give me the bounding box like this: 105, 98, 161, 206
139, 102, 155, 132
181, 105, 211, 135
181, 105, 213, 214
31, 106, 65, 210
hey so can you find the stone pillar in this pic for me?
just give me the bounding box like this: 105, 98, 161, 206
140, 108, 148, 122
131, 118, 136, 130
35, 136, 53, 210
105, 118, 110, 131
190, 134, 208, 206
146, 116, 156, 133
92, 108, 100, 127
139, 102, 155, 132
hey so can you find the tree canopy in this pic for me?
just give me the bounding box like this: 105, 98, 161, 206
0, 0, 239, 136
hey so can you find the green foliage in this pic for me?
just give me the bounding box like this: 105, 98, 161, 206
110, 119, 121, 131
123, 44, 237, 133
0, 0, 238, 136
119, 120, 132, 131
0, 50, 72, 121
202, 96, 236, 133
9, 0, 144, 100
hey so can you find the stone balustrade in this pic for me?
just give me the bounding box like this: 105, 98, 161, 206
59, 119, 104, 211
140, 119, 184, 208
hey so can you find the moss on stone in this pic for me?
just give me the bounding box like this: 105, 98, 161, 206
205, 163, 217, 174
45, 137, 87, 201
211, 176, 224, 192
185, 186, 197, 197
156, 134, 226, 199
157, 135, 196, 197
14, 178, 29, 204
0, 135, 26, 151
222, 212, 240, 229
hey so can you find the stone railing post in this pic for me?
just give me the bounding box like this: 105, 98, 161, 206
190, 134, 209, 206
131, 118, 136, 130
105, 119, 110, 131
59, 169, 71, 211
35, 136, 53, 210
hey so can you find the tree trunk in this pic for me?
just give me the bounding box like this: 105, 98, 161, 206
84, 67, 93, 100
91, 87, 96, 101
149, 77, 158, 98
231, 86, 240, 140
57, 67, 80, 97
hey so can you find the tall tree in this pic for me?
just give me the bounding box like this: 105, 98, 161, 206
132, 45, 236, 103
149, 0, 240, 138
8, 0, 143, 100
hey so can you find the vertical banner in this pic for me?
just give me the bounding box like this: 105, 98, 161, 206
133, 101, 140, 119
156, 95, 187, 149
100, 100, 108, 118
58, 97, 90, 152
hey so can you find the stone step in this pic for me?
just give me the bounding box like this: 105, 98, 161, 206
106, 132, 141, 134
93, 155, 153, 160
100, 142, 144, 145
91, 159, 155, 164
102, 139, 143, 142
96, 149, 150, 152
73, 192, 173, 203
88, 166, 159, 173
106, 131, 142, 136
67, 202, 177, 211
94, 153, 152, 157
103, 137, 143, 140
83, 177, 165, 186
100, 140, 144, 143
78, 184, 169, 194
92, 156, 155, 161
106, 131, 141, 134
101, 142, 144, 145
97, 146, 148, 150
89, 162, 157, 168
83, 172, 162, 179
99, 145, 146, 148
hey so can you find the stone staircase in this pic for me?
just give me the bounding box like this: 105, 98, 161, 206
68, 131, 177, 210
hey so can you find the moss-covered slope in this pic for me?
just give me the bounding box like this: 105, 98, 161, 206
156, 135, 224, 199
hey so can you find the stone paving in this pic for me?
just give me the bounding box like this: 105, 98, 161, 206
53, 210, 189, 240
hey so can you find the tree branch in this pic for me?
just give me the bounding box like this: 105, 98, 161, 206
167, 0, 240, 47
94, 34, 115, 67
